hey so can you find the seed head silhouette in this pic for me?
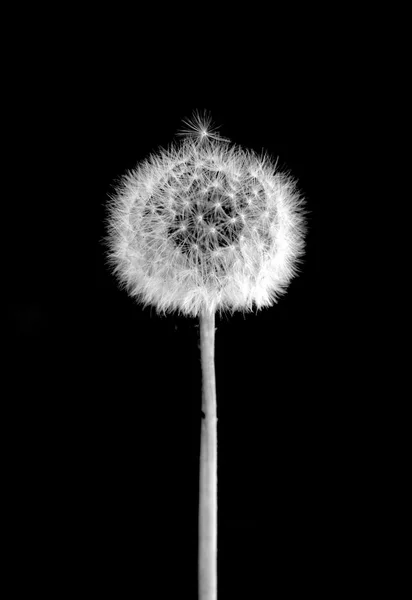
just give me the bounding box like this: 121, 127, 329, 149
105, 111, 306, 317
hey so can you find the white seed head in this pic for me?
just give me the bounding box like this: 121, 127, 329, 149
105, 112, 307, 317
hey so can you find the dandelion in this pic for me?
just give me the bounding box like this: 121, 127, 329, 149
105, 111, 307, 600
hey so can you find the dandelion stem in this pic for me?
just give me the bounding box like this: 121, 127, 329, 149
198, 310, 217, 600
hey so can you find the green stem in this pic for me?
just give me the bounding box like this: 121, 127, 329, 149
198, 310, 217, 600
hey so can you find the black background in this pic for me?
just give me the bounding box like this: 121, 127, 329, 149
5, 8, 398, 596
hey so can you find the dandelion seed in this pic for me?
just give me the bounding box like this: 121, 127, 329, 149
177, 109, 230, 144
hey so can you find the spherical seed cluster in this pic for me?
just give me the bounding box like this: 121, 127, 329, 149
106, 117, 306, 317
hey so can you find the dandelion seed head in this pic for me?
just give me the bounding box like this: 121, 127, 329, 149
105, 112, 307, 317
